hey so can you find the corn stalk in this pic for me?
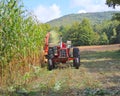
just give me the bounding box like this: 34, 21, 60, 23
0, 0, 47, 88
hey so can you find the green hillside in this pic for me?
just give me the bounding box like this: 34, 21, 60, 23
47, 11, 119, 27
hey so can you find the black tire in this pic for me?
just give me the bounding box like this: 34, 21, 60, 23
47, 48, 54, 70
48, 47, 54, 59
48, 59, 53, 70
73, 48, 80, 69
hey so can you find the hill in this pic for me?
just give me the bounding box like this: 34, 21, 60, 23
47, 11, 119, 27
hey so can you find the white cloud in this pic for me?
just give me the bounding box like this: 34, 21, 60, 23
34, 4, 61, 23
78, 10, 86, 13
71, 0, 120, 13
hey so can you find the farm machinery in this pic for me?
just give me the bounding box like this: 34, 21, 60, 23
43, 32, 80, 70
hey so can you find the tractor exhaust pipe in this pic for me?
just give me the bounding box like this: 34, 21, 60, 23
60, 35, 62, 48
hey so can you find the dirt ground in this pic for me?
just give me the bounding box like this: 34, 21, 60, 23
78, 44, 120, 52
27, 44, 120, 96
2, 44, 120, 96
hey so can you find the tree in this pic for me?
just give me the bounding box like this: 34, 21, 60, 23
106, 0, 120, 44
99, 32, 109, 45
106, 0, 120, 8
112, 13, 120, 21
66, 19, 97, 46
78, 18, 96, 45
58, 25, 71, 43
66, 22, 80, 45
106, 0, 120, 21
115, 24, 120, 43
93, 20, 119, 44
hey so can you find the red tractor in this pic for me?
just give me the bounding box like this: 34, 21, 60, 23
43, 32, 80, 70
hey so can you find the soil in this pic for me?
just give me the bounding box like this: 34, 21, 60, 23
78, 44, 120, 52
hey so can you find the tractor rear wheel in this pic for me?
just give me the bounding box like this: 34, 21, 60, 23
73, 48, 80, 69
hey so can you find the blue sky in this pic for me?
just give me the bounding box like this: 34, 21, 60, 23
23, 0, 120, 23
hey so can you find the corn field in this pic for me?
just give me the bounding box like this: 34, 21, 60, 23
0, 0, 48, 90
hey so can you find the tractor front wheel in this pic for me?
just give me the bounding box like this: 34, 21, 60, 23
48, 59, 54, 70
73, 48, 80, 69
47, 48, 55, 70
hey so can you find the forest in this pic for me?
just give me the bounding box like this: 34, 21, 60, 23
47, 11, 119, 27
57, 18, 120, 46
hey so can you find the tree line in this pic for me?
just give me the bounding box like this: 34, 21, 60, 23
56, 18, 120, 46
52, 0, 120, 46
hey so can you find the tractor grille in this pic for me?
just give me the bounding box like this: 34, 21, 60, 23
59, 49, 67, 57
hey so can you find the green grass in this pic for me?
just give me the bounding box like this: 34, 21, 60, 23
1, 50, 120, 96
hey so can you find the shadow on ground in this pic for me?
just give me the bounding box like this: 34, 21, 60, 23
81, 50, 120, 72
